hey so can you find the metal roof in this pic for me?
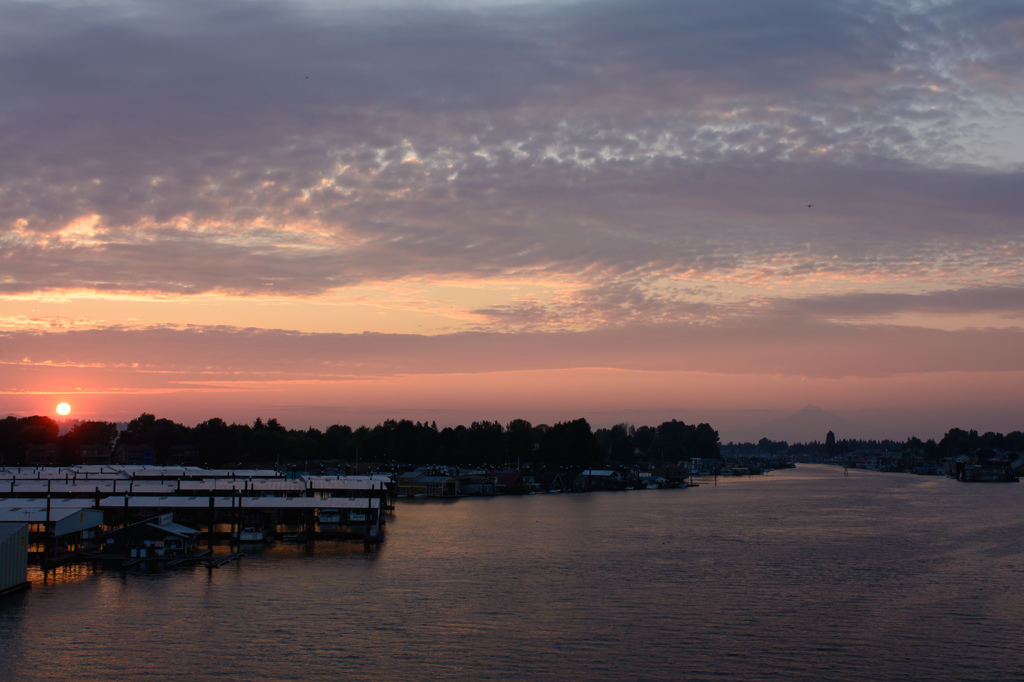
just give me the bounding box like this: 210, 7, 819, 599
0, 481, 178, 496
178, 479, 303, 492
148, 521, 201, 537
0, 498, 98, 510
0, 522, 28, 542
200, 469, 280, 478
409, 475, 455, 483
98, 496, 379, 510
0, 465, 284, 480
0, 505, 103, 527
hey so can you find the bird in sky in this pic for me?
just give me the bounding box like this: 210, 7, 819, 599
807, 204, 813, 208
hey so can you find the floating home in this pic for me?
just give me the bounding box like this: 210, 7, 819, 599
397, 468, 459, 497
102, 514, 201, 559
574, 469, 623, 491
954, 460, 1019, 482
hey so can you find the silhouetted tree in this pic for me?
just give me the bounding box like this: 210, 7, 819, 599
20, 415, 60, 446
60, 421, 118, 463
468, 420, 504, 467
191, 417, 240, 467
607, 423, 635, 463
632, 425, 657, 458
0, 415, 60, 465
694, 423, 720, 460
323, 424, 354, 459
537, 418, 598, 469
504, 419, 535, 467
118, 413, 188, 465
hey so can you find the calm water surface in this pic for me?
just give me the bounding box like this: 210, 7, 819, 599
1, 465, 1022, 680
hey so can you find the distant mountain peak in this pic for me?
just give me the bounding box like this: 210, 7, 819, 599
726, 405, 870, 443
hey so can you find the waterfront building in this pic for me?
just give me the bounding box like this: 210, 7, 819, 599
955, 459, 1019, 482
536, 472, 567, 492
574, 469, 622, 491
116, 444, 157, 466
492, 471, 522, 494
0, 522, 29, 598
95, 495, 385, 542
76, 444, 113, 465
101, 514, 201, 558
24, 444, 59, 467
0, 466, 389, 544
652, 462, 687, 484
457, 475, 495, 495
0, 501, 103, 559
397, 468, 459, 497
0, 466, 395, 509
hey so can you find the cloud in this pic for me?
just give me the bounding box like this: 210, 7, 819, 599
3, 319, 1024, 385
769, 285, 1024, 318
0, 0, 1022, 348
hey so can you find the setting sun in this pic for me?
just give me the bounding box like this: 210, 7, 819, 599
56, 402, 71, 416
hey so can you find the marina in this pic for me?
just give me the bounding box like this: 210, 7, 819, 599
5, 0, 1022, 678
0, 465, 393, 565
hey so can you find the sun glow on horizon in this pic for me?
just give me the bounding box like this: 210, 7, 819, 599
56, 402, 71, 416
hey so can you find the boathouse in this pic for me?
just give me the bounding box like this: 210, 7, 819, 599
0, 501, 104, 559
0, 522, 30, 598
536, 472, 567, 492
102, 514, 201, 558
653, 462, 687, 484
397, 469, 459, 497
574, 469, 622, 491
458, 474, 495, 495
0, 466, 389, 542
492, 471, 523, 494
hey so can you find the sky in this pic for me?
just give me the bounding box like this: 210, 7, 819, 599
2, 0, 1023, 441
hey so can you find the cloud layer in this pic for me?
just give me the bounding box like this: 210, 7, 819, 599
2, 0, 1024, 435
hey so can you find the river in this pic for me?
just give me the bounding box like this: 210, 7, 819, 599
1, 465, 1022, 680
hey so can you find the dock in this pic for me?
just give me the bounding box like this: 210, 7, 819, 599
207, 552, 243, 569
166, 549, 212, 567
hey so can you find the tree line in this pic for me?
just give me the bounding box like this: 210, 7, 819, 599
723, 428, 1024, 461
7, 413, 1020, 469
0, 414, 721, 470
0, 416, 117, 465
